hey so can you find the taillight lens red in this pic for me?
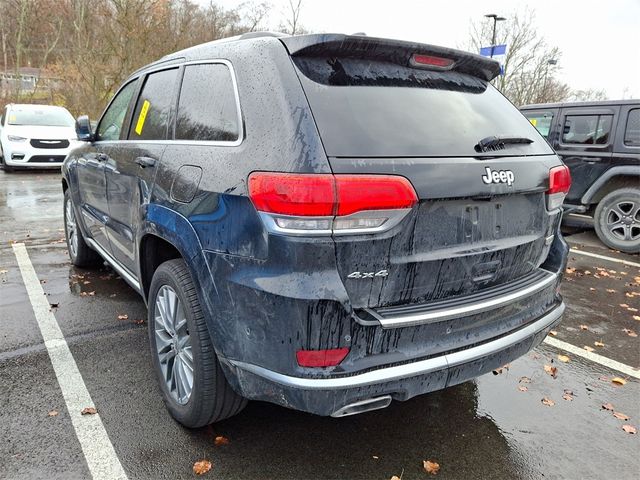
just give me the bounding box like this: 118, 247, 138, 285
548, 165, 571, 194
248, 172, 417, 217
412, 54, 455, 68
248, 173, 336, 216
296, 348, 349, 367
335, 175, 418, 216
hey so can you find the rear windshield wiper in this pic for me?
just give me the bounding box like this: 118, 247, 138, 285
475, 135, 534, 153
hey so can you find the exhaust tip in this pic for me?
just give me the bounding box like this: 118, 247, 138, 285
331, 395, 392, 418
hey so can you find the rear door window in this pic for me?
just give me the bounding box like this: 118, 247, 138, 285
523, 111, 554, 138
174, 63, 240, 142
129, 68, 179, 140
292, 57, 552, 158
624, 109, 640, 146
562, 115, 613, 145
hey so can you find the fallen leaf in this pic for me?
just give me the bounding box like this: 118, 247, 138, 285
557, 354, 570, 363
423, 460, 440, 475
372, 455, 379, 460
117, 314, 128, 320
80, 407, 97, 415
606, 289, 616, 293
548, 330, 558, 337
0, 269, 7, 274
626, 292, 635, 298
622, 425, 637, 434
566, 267, 576, 274
519, 376, 531, 383
623, 328, 638, 337
562, 392, 573, 401
88, 291, 95, 296
193, 460, 212, 475
602, 403, 614, 411
133, 319, 144, 325
214, 436, 229, 446
613, 412, 630, 421
584, 270, 592, 275
612, 377, 627, 386
594, 341, 605, 347
589, 287, 596, 291
634, 315, 640, 321
620, 303, 629, 308
579, 324, 589, 331
390, 477, 401, 480
583, 345, 595, 352
518, 385, 528, 392
541, 397, 555, 406
544, 365, 558, 378
48, 410, 59, 417
83, 280, 91, 285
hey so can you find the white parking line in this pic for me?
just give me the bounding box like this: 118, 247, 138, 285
569, 248, 640, 268
12, 243, 128, 480
544, 337, 640, 379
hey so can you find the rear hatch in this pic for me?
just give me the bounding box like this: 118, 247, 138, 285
281, 34, 563, 310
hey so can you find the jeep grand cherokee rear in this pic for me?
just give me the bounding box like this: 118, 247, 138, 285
62, 33, 569, 427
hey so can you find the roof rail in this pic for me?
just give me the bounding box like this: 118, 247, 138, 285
239, 31, 288, 40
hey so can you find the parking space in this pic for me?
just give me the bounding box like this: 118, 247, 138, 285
1, 171, 638, 480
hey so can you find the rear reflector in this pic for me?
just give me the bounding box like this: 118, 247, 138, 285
411, 54, 455, 69
296, 348, 350, 367
547, 165, 571, 211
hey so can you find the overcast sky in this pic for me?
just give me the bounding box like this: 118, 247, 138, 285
217, 0, 640, 99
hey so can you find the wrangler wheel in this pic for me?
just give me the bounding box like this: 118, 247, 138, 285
594, 188, 640, 254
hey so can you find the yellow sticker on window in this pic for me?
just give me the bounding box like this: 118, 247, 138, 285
9, 115, 16, 123
134, 100, 150, 136
530, 118, 537, 126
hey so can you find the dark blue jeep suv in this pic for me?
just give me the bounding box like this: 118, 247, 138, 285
62, 33, 570, 427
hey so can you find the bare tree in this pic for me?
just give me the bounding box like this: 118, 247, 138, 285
466, 8, 570, 106
568, 88, 608, 102
280, 0, 306, 35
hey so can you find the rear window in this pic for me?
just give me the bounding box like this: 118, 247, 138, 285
562, 115, 612, 145
293, 57, 552, 157
624, 109, 640, 146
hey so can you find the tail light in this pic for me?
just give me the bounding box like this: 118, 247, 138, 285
547, 165, 571, 211
248, 172, 418, 235
296, 348, 349, 367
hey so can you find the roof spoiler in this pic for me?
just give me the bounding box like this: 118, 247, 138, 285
280, 34, 500, 82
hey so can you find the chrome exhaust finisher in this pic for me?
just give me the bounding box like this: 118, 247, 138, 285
331, 395, 392, 418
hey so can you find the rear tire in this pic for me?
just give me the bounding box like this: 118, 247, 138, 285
593, 188, 640, 253
148, 259, 247, 427
63, 189, 101, 266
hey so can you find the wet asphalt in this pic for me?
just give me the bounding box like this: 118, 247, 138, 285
0, 171, 638, 480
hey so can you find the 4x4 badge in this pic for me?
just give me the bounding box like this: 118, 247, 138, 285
347, 270, 389, 279
482, 167, 515, 186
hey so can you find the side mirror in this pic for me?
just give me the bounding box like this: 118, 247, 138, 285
76, 115, 93, 142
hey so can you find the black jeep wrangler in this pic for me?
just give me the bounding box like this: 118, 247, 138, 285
521, 100, 640, 253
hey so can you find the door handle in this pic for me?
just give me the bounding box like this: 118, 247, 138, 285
135, 156, 156, 168
96, 153, 109, 162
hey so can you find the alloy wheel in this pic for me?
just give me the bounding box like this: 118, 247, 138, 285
154, 285, 194, 405
65, 198, 79, 258
606, 200, 640, 242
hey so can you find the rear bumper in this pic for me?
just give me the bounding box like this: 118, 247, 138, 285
220, 302, 564, 416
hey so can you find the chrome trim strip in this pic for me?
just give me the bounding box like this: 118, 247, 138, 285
85, 237, 142, 293
227, 303, 564, 390
367, 271, 558, 328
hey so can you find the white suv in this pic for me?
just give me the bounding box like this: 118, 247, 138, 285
0, 104, 82, 171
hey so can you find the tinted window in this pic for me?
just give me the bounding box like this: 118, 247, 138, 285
562, 114, 613, 145
175, 63, 239, 142
98, 81, 137, 141
624, 109, 640, 146
129, 68, 178, 140
293, 57, 552, 157
523, 111, 554, 138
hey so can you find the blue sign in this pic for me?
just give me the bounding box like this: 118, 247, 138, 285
480, 44, 507, 56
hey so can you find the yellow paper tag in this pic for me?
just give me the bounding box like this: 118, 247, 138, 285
530, 118, 537, 126
9, 115, 16, 123
135, 100, 150, 136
